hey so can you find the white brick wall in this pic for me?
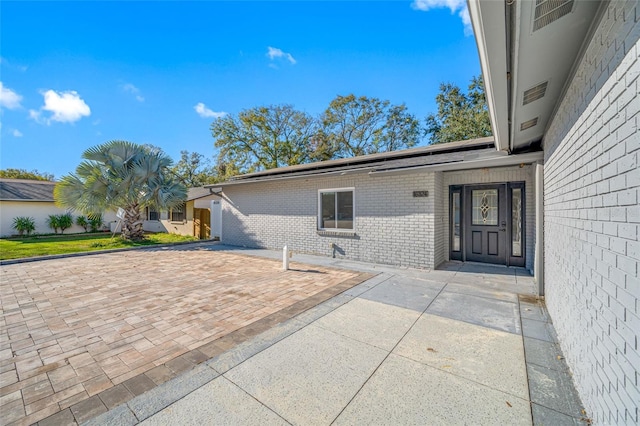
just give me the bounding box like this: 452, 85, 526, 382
441, 166, 536, 271
543, 2, 639, 424
221, 171, 438, 269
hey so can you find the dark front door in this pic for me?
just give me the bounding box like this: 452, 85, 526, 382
464, 184, 507, 264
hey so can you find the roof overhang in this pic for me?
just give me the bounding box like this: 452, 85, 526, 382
211, 150, 543, 187
468, 0, 510, 152
469, 0, 603, 153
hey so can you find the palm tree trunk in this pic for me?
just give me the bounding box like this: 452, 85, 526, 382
122, 203, 144, 241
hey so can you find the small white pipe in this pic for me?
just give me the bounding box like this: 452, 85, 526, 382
283, 244, 289, 271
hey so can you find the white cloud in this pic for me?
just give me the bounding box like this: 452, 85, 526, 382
121, 83, 145, 102
30, 89, 91, 124
12, 129, 23, 137
267, 46, 297, 65
0, 82, 23, 109
411, 0, 472, 36
194, 102, 227, 119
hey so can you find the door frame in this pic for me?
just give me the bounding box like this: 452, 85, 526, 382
449, 182, 526, 267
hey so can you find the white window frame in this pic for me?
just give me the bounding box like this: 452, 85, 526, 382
317, 187, 355, 232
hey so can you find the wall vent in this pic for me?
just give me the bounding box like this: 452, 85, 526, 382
523, 81, 548, 105
520, 117, 539, 131
533, 0, 574, 31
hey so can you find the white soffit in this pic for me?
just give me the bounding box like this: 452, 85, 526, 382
510, 0, 601, 151
468, 0, 510, 153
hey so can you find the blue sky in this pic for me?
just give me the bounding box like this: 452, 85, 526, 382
0, 0, 479, 179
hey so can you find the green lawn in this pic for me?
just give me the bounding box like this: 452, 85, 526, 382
0, 233, 198, 260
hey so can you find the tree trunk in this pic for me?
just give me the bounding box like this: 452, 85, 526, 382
121, 203, 144, 241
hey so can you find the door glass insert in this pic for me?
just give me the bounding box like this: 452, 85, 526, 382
512, 188, 522, 256
452, 192, 461, 251
472, 189, 498, 225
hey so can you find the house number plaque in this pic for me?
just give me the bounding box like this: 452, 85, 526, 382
413, 191, 429, 197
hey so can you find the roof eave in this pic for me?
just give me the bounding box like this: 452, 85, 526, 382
468, 0, 510, 153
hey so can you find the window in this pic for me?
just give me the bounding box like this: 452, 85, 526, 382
452, 191, 461, 251
171, 203, 185, 222
318, 188, 354, 231
472, 189, 498, 225
511, 187, 523, 257
146, 207, 159, 221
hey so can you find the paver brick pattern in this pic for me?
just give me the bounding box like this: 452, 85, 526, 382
0, 247, 361, 425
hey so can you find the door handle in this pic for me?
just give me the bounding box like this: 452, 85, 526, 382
499, 228, 506, 232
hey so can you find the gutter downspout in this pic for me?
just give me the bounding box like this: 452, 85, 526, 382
534, 161, 544, 296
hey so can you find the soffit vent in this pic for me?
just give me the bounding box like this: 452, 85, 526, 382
533, 0, 574, 31
520, 117, 539, 131
523, 81, 549, 105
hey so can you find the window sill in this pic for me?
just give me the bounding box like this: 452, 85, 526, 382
317, 230, 356, 237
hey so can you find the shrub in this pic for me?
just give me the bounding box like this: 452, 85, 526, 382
47, 215, 60, 234
76, 216, 89, 232
12, 216, 36, 236
58, 213, 73, 234
88, 214, 103, 232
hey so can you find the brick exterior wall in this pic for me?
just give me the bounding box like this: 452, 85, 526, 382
221, 172, 438, 269
440, 166, 536, 272
543, 2, 639, 424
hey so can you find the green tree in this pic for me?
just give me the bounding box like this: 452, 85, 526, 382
47, 215, 60, 234
172, 151, 217, 187
424, 75, 492, 144
57, 213, 73, 234
212, 105, 318, 174
76, 216, 89, 232
317, 94, 421, 159
12, 217, 36, 236
0, 168, 54, 181
54, 141, 187, 241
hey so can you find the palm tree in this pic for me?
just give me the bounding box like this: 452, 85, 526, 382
54, 141, 187, 241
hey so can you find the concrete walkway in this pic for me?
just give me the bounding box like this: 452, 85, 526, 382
84, 245, 586, 426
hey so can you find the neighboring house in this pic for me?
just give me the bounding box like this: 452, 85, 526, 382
0, 178, 116, 237
136, 187, 221, 239
209, 1, 638, 423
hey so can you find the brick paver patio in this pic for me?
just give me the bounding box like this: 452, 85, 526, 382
0, 246, 370, 425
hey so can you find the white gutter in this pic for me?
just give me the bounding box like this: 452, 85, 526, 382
467, 0, 510, 153
368, 151, 543, 177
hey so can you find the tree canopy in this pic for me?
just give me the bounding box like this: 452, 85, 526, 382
424, 75, 492, 144
0, 168, 54, 181
317, 95, 420, 159
211, 95, 420, 175
171, 150, 217, 187
212, 105, 317, 173
54, 141, 187, 240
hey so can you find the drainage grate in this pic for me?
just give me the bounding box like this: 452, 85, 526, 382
523, 81, 548, 105
520, 117, 539, 131
533, 0, 574, 31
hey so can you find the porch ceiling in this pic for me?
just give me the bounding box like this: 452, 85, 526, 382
469, 0, 602, 153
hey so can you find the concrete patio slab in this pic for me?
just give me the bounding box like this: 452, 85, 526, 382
394, 313, 529, 399
224, 323, 388, 425
141, 376, 288, 426
523, 337, 569, 372
426, 290, 521, 334
440, 281, 520, 303
359, 275, 444, 312
334, 354, 531, 425
313, 297, 420, 351
527, 363, 585, 418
